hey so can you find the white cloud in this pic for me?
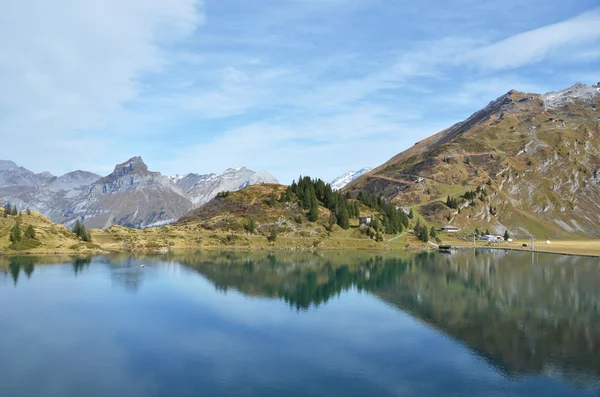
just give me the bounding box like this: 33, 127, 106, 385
0, 0, 203, 172
464, 8, 600, 70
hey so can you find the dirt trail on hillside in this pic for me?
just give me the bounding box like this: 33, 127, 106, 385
442, 151, 496, 158
367, 175, 415, 184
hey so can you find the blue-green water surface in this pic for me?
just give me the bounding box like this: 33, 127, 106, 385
1, 250, 599, 396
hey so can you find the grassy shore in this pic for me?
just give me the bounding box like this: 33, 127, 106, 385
448, 238, 600, 257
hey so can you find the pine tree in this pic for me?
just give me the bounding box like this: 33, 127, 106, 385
414, 218, 421, 232
354, 201, 360, 218
10, 220, 22, 244
408, 208, 414, 219
244, 220, 256, 234
72, 220, 83, 239
308, 194, 319, 222
337, 204, 350, 230
429, 226, 437, 239
12, 206, 18, 215
418, 224, 429, 243
504, 230, 510, 240
327, 213, 337, 231
26, 208, 31, 215
3, 203, 12, 217
24, 225, 36, 239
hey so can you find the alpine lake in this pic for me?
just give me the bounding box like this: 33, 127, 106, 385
1, 249, 599, 397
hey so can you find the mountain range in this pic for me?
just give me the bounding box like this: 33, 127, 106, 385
345, 82, 600, 238
0, 157, 278, 229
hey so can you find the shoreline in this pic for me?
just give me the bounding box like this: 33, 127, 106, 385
2, 243, 600, 258
451, 244, 600, 258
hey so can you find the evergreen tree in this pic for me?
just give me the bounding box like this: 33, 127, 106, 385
429, 226, 437, 239
485, 228, 491, 235
354, 201, 360, 218
26, 208, 31, 215
503, 230, 510, 240
371, 218, 381, 231
308, 194, 319, 222
418, 224, 429, 243
72, 220, 83, 239
327, 213, 337, 231
408, 208, 414, 219
12, 206, 18, 215
3, 202, 12, 217
10, 220, 22, 244
267, 228, 278, 243
337, 204, 350, 230
244, 220, 256, 234
24, 225, 36, 239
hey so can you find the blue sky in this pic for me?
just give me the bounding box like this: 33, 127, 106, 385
0, 0, 599, 183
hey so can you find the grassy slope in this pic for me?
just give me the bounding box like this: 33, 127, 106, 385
0, 208, 104, 255
92, 184, 435, 253
345, 91, 600, 239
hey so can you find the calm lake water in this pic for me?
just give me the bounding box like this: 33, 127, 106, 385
1, 250, 599, 396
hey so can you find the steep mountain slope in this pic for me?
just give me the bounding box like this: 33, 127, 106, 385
330, 167, 373, 191
345, 82, 600, 238
0, 157, 279, 229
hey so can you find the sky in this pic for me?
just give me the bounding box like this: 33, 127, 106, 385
0, 0, 599, 183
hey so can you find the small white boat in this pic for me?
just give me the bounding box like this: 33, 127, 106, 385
140, 264, 145, 268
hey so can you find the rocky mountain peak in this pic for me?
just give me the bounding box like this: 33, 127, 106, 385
0, 160, 18, 171
542, 82, 600, 109
110, 156, 152, 178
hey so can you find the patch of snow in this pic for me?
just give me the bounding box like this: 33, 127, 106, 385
542, 83, 600, 109
144, 219, 176, 228
330, 167, 373, 191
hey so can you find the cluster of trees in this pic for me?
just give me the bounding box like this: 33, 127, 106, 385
72, 220, 92, 242
285, 176, 360, 229
474, 228, 492, 236
2, 202, 19, 217
445, 196, 460, 209
244, 219, 256, 233
9, 218, 36, 247
413, 219, 438, 243
357, 191, 410, 235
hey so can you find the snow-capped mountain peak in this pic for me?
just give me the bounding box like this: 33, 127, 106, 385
330, 167, 373, 191
169, 174, 185, 183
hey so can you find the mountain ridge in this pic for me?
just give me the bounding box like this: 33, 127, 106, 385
0, 157, 278, 229
345, 82, 600, 238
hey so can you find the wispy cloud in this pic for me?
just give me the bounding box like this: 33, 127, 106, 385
463, 8, 600, 70
0, 0, 597, 182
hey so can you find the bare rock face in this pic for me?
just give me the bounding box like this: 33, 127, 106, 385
0, 157, 278, 229
542, 82, 600, 109
345, 82, 600, 238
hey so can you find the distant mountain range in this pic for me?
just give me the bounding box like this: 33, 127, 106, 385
345, 82, 600, 238
330, 168, 373, 191
0, 157, 278, 229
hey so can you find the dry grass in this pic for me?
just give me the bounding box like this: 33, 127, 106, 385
448, 238, 600, 257
0, 208, 105, 255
